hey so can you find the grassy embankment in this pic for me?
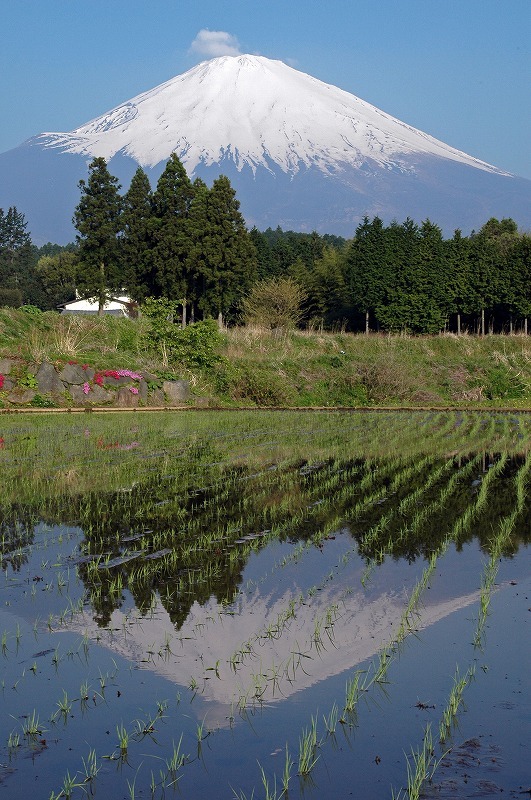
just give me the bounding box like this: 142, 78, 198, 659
1, 308, 531, 408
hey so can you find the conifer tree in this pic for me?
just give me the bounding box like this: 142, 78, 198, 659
445, 229, 471, 334
346, 216, 388, 333
121, 167, 154, 300
188, 175, 257, 326
0, 206, 34, 306
73, 158, 122, 314
151, 153, 194, 304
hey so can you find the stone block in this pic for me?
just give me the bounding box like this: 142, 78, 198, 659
70, 384, 110, 404
60, 363, 90, 384
7, 389, 36, 404
148, 389, 165, 407
138, 379, 148, 403
36, 362, 64, 394
0, 358, 14, 374
163, 380, 190, 404
115, 386, 139, 407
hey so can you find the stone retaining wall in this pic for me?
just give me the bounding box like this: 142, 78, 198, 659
0, 358, 190, 408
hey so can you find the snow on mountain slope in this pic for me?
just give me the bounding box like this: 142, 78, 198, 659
35, 55, 508, 177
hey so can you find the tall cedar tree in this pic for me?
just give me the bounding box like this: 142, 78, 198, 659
445, 230, 471, 334
151, 153, 195, 306
346, 216, 388, 333
187, 175, 257, 326
121, 167, 154, 301
0, 206, 34, 306
73, 158, 122, 314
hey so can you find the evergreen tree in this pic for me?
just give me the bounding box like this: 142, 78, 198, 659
249, 227, 275, 279
151, 153, 195, 303
508, 234, 531, 333
188, 175, 257, 326
466, 232, 499, 334
346, 216, 388, 333
121, 167, 154, 300
445, 230, 471, 334
0, 206, 34, 307
36, 250, 78, 309
73, 158, 123, 314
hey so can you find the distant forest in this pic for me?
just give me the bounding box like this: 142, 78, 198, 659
1, 154, 530, 334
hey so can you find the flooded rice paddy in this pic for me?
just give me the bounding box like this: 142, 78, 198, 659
0, 410, 529, 799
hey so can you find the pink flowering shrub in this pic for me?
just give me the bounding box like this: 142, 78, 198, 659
93, 368, 143, 386
83, 382, 91, 395
129, 386, 139, 395
117, 369, 143, 381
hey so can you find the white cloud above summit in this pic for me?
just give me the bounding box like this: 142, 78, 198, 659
189, 29, 241, 58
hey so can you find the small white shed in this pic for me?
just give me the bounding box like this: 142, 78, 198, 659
59, 295, 137, 317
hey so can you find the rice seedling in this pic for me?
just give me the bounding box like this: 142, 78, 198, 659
80, 748, 100, 784
7, 730, 20, 750
52, 689, 73, 724
343, 670, 367, 716
53, 770, 84, 800
21, 709, 45, 739
165, 734, 187, 784
393, 724, 444, 800
323, 701, 339, 734
297, 714, 320, 776
439, 664, 476, 743
116, 721, 129, 755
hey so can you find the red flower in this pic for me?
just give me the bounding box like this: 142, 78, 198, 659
0, 374, 4, 390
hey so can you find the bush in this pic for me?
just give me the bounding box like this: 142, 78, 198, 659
485, 366, 527, 399
242, 277, 307, 330
141, 298, 225, 369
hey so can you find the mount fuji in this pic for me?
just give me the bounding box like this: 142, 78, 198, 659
1, 54, 529, 244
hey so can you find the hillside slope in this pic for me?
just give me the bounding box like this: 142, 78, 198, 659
1, 311, 531, 409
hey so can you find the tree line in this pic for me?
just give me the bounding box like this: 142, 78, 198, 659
1, 153, 529, 334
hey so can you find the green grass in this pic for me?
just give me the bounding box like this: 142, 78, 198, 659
2, 309, 531, 407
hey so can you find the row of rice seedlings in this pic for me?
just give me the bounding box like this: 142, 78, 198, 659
473, 450, 531, 647
392, 724, 445, 800
401, 454, 527, 794
438, 664, 476, 743
187, 448, 518, 709
3, 411, 530, 512
336, 454, 497, 720
270, 453, 435, 578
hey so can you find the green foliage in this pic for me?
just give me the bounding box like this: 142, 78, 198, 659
142, 298, 225, 369
0, 287, 23, 308
29, 393, 56, 408
36, 250, 78, 309
189, 175, 258, 323
21, 374, 38, 390
221, 362, 291, 406
484, 366, 527, 399
20, 304, 43, 316
242, 276, 307, 329
73, 157, 123, 312
170, 320, 225, 369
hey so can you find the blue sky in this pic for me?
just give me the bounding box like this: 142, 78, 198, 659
1, 0, 530, 178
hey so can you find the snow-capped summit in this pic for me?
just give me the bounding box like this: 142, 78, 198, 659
37, 54, 506, 177
0, 55, 529, 244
